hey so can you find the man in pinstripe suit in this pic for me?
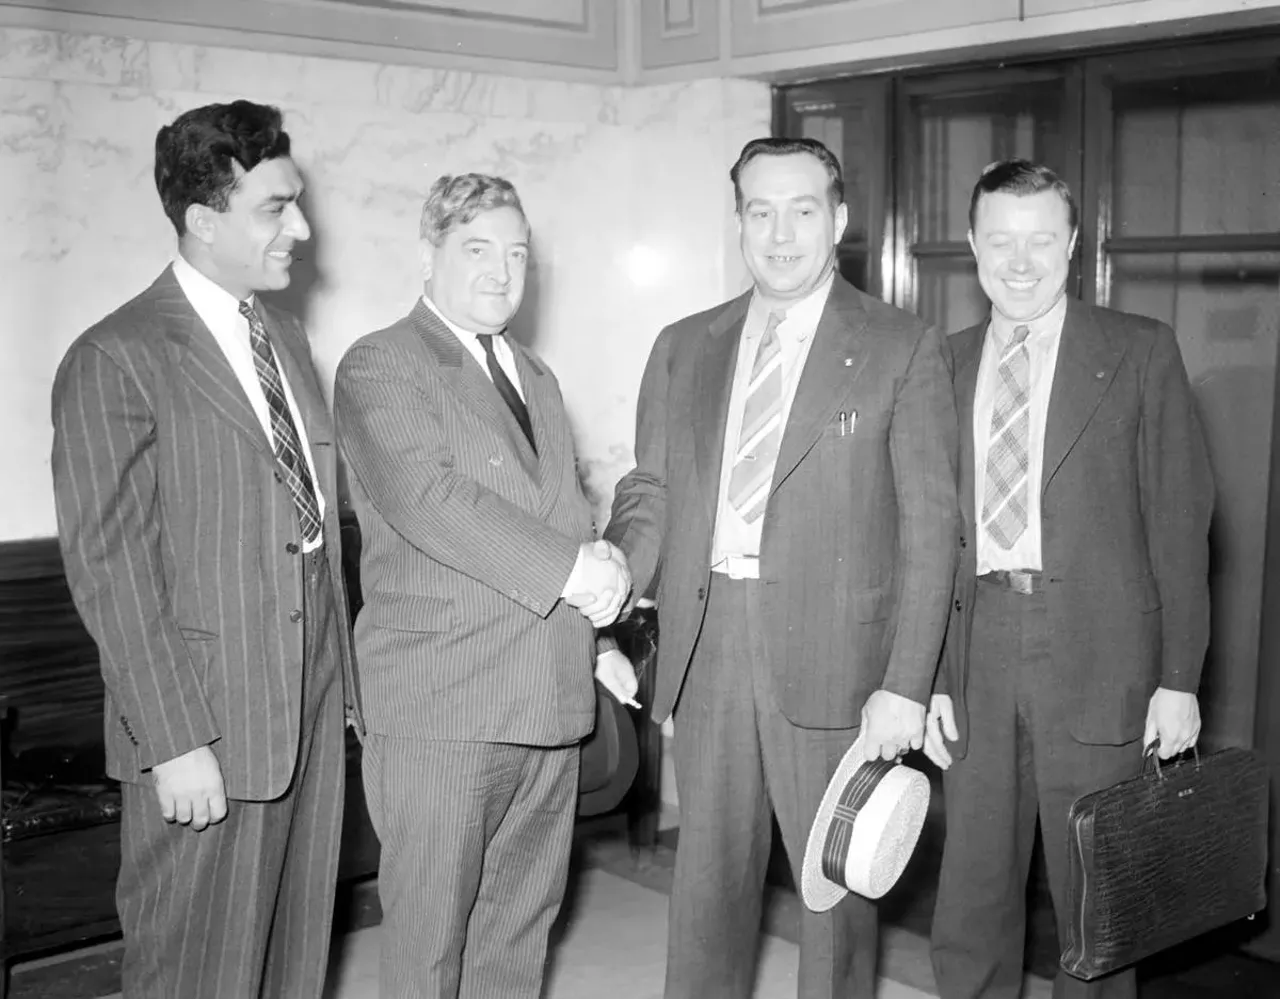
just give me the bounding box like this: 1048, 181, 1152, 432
51, 101, 362, 998
333, 173, 629, 999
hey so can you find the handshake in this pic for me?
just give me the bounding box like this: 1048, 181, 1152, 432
561, 540, 632, 628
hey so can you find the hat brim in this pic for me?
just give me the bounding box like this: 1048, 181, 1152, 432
800, 733, 931, 912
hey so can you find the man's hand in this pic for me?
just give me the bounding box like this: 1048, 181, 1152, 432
596, 648, 640, 708
924, 694, 959, 771
1144, 687, 1201, 759
151, 746, 227, 832
861, 689, 926, 761
563, 541, 632, 627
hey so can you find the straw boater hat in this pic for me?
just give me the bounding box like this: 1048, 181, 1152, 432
800, 733, 931, 911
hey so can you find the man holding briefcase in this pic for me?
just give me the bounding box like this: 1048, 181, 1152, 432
924, 160, 1214, 999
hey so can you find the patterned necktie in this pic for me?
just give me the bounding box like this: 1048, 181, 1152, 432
727, 310, 786, 524
239, 301, 322, 545
982, 324, 1032, 550
478, 333, 536, 454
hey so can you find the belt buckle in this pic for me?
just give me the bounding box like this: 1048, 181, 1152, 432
1008, 570, 1034, 595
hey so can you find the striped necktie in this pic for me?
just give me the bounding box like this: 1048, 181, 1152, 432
239, 301, 322, 545
727, 310, 786, 524
982, 324, 1031, 550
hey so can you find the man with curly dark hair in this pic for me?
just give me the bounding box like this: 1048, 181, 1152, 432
51, 100, 363, 998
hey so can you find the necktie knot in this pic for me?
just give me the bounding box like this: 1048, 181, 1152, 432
477, 332, 502, 358
1007, 324, 1031, 351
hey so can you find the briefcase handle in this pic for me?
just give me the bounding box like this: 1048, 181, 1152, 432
1142, 737, 1201, 780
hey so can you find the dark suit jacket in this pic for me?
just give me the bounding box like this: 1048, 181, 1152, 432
50, 266, 362, 800
605, 277, 960, 728
938, 298, 1214, 756
332, 301, 597, 746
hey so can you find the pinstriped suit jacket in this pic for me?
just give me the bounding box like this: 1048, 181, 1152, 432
606, 277, 960, 727
50, 266, 362, 800
332, 301, 596, 746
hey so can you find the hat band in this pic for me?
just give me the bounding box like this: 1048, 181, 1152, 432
820, 758, 895, 887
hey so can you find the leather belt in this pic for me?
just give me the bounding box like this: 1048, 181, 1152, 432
977, 569, 1042, 595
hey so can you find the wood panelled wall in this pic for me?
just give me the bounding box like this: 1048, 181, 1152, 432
5, 0, 1280, 83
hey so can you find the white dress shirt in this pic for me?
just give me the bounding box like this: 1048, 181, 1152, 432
973, 295, 1068, 574
172, 255, 326, 552
710, 273, 834, 577
421, 295, 526, 402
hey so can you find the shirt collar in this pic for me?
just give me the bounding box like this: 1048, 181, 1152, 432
989, 293, 1068, 350
172, 254, 255, 330
748, 271, 835, 342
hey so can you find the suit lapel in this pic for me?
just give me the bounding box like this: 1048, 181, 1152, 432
1042, 299, 1126, 492
694, 293, 750, 527
158, 267, 272, 457
409, 300, 540, 480
770, 280, 872, 496
952, 324, 985, 530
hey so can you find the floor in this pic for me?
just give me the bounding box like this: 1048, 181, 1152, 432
13, 821, 1049, 999
10, 817, 1279, 998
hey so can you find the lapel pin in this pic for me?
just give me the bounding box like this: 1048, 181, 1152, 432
844, 358, 853, 367
1096, 371, 1106, 379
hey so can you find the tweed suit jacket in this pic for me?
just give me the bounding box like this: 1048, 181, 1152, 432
50, 265, 362, 801
938, 298, 1214, 757
605, 277, 960, 728
332, 301, 597, 746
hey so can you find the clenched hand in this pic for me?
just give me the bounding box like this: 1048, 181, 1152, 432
151, 745, 227, 831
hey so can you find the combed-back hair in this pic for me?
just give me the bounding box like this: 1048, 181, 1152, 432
154, 100, 291, 236
968, 159, 1078, 233
419, 173, 527, 245
729, 136, 844, 211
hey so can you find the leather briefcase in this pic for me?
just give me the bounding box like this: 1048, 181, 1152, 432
1060, 744, 1269, 981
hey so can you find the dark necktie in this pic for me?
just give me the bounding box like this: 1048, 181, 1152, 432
477, 333, 536, 453
239, 301, 323, 545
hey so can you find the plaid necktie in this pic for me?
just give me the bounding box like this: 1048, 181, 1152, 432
727, 310, 786, 524
477, 333, 536, 453
982, 324, 1032, 550
239, 301, 322, 545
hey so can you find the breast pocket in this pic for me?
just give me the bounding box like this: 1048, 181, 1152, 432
367, 592, 454, 634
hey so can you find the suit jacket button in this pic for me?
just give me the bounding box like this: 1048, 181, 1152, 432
697, 587, 706, 601
289, 609, 303, 623
274, 471, 283, 484
954, 599, 962, 611
959, 537, 967, 549
286, 542, 299, 555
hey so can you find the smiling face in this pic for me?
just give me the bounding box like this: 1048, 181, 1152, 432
423, 205, 529, 335
186, 155, 310, 301
737, 152, 848, 303
969, 189, 1077, 325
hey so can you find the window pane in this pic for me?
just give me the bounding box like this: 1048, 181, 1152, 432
911, 83, 1069, 244
917, 255, 986, 333
1111, 251, 1280, 746
1112, 72, 1280, 238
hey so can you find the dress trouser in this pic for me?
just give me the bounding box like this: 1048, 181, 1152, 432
931, 577, 1142, 999
362, 734, 581, 999
118, 546, 346, 999
665, 573, 877, 999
